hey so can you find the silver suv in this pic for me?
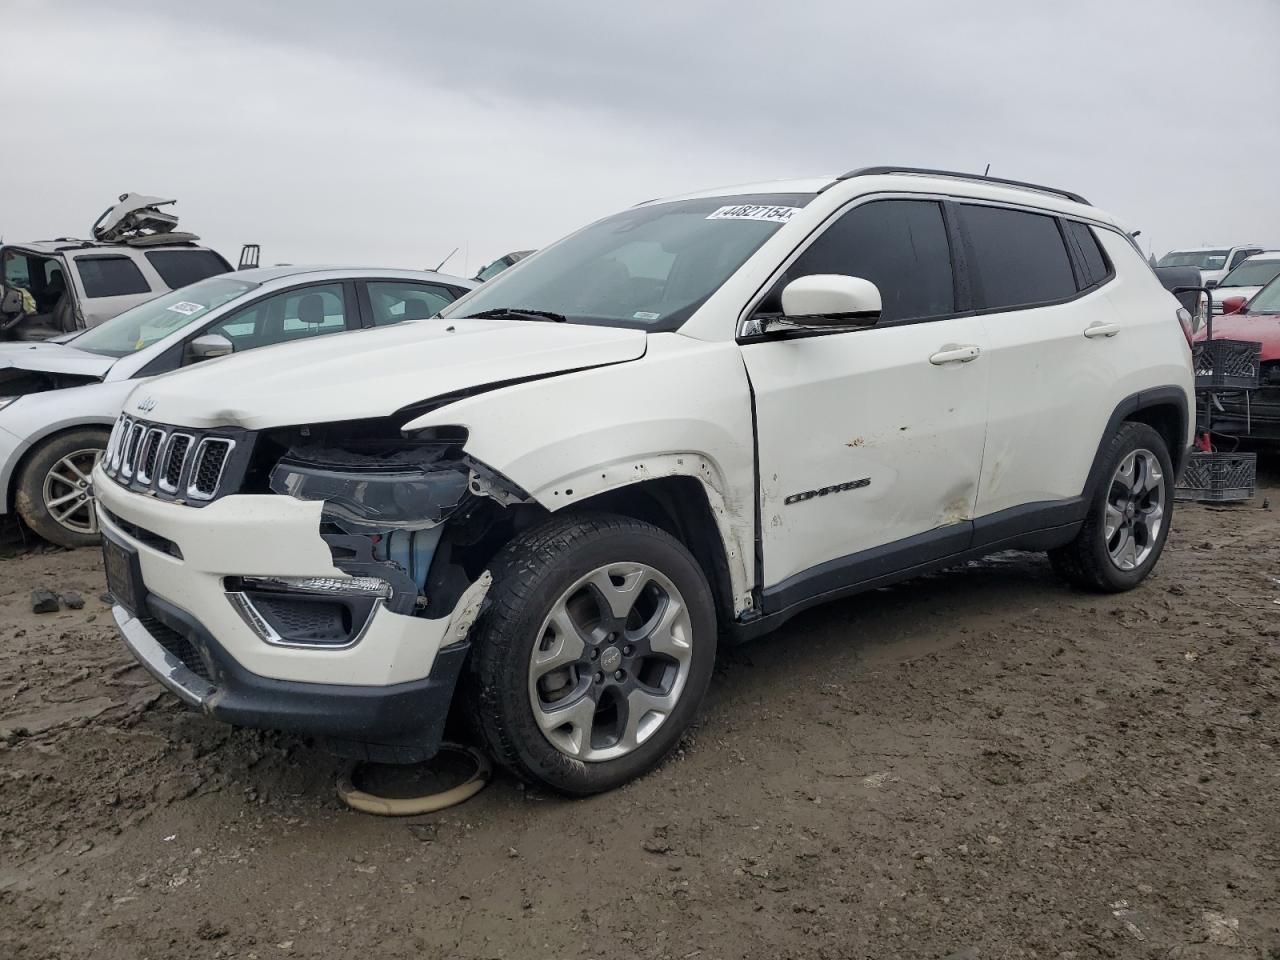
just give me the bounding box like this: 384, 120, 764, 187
1, 194, 233, 341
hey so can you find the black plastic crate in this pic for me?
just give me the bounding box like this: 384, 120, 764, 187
1175, 451, 1256, 503
1192, 339, 1262, 391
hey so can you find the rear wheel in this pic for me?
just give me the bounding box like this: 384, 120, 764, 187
1049, 422, 1173, 592
15, 428, 109, 548
465, 513, 717, 795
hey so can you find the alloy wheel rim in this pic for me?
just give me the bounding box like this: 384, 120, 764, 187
1105, 448, 1164, 571
527, 562, 693, 763
42, 448, 103, 536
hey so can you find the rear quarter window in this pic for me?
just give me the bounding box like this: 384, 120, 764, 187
74, 255, 151, 298
145, 249, 232, 289
961, 205, 1077, 310
1064, 220, 1112, 289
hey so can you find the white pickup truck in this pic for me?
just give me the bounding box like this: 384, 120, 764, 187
96, 167, 1195, 795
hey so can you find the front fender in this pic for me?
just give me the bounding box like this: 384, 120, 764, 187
404, 333, 758, 609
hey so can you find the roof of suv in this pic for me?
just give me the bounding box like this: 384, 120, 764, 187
1169, 244, 1270, 252
652, 167, 1116, 228
5, 238, 213, 255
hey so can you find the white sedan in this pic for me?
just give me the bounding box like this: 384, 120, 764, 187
0, 265, 473, 546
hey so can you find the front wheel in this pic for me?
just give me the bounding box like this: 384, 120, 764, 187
464, 513, 717, 795
14, 428, 110, 548
1049, 421, 1174, 592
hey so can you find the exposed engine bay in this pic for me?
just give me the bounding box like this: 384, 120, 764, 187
0, 366, 102, 396
250, 427, 540, 644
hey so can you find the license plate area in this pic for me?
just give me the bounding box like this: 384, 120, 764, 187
102, 534, 146, 617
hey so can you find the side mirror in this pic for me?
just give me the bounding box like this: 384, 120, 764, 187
1221, 296, 1248, 315
185, 333, 233, 363
778, 275, 881, 329
1204, 279, 1218, 290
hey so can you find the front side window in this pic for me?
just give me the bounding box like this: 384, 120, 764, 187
204, 283, 350, 356
1157, 249, 1229, 271
75, 255, 150, 298
1218, 259, 1280, 289
759, 198, 955, 323
962, 205, 1077, 309
72, 276, 259, 357
441, 193, 814, 331
366, 281, 458, 326
2, 251, 32, 287
145, 249, 232, 289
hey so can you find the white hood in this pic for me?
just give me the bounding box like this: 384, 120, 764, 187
123, 318, 648, 430
0, 340, 116, 379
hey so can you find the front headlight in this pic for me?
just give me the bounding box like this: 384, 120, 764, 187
270, 450, 470, 531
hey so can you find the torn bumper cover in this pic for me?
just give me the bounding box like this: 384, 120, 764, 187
93, 450, 496, 760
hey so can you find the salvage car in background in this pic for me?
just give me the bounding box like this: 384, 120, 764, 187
0, 194, 234, 341
0, 266, 473, 546
1157, 244, 1272, 288
1209, 252, 1280, 315
473, 249, 535, 282
1193, 274, 1280, 440
96, 166, 1193, 796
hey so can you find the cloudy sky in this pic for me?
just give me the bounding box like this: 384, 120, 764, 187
4, 0, 1278, 274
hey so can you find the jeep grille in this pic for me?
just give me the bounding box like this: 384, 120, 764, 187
103, 415, 244, 505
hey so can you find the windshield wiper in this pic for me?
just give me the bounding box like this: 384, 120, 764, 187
464, 307, 568, 323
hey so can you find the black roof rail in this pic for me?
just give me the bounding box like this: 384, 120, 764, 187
831, 166, 1089, 205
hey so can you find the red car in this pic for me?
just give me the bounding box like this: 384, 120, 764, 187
1193, 275, 1280, 439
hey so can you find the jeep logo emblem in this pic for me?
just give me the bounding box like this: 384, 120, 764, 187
136, 396, 156, 413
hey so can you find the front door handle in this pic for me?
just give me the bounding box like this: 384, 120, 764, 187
929, 344, 981, 365
1083, 322, 1121, 339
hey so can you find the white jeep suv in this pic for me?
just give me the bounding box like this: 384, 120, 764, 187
96, 167, 1195, 795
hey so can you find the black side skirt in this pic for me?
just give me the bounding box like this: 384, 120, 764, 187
737, 498, 1082, 641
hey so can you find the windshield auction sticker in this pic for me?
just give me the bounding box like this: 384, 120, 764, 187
166, 301, 205, 315
706, 204, 800, 223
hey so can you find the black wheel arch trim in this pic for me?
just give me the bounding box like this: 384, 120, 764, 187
1080, 386, 1189, 505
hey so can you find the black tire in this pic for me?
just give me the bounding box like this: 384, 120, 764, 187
1049, 422, 1174, 592
464, 512, 717, 796
14, 428, 109, 549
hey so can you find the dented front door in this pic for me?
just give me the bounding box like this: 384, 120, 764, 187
741, 316, 989, 592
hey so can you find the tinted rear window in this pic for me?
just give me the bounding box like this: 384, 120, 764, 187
1065, 220, 1111, 289
75, 256, 151, 298
145, 249, 231, 289
962, 205, 1077, 310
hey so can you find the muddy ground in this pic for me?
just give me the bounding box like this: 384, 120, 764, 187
2, 468, 1278, 960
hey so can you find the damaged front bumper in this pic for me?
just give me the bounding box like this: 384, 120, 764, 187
94, 464, 493, 760
111, 597, 470, 762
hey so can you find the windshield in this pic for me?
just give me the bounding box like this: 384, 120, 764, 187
441, 193, 813, 331
1218, 259, 1280, 288
1249, 276, 1280, 314
1157, 249, 1229, 270
72, 276, 259, 358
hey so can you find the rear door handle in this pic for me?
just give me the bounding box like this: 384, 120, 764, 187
929, 344, 981, 365
1083, 322, 1121, 339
